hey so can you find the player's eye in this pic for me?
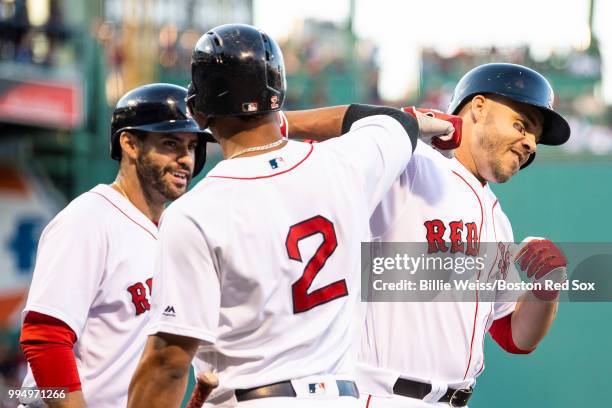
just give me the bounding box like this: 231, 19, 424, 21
188, 142, 198, 151
163, 140, 178, 148
513, 122, 526, 135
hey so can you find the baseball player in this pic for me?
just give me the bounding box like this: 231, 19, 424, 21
127, 24, 457, 408
283, 63, 571, 407
18, 83, 210, 408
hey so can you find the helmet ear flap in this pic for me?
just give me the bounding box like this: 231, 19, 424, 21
186, 82, 197, 117
110, 133, 122, 161
192, 131, 211, 177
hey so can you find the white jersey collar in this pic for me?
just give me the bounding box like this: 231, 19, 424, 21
89, 184, 159, 237
416, 141, 487, 191
449, 157, 487, 190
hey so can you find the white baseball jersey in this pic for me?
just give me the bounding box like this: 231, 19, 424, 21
21, 184, 158, 408
357, 141, 520, 398
148, 115, 415, 406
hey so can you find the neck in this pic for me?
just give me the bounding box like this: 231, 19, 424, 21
212, 115, 285, 159
112, 170, 165, 223
454, 118, 486, 184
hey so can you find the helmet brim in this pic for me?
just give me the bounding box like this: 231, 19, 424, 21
110, 121, 215, 161
124, 119, 204, 135
539, 108, 571, 146
520, 109, 570, 169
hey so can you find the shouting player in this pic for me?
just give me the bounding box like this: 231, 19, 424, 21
283, 63, 570, 407
127, 24, 456, 408
18, 83, 210, 408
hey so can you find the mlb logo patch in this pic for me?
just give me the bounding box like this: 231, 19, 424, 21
242, 102, 259, 112
269, 157, 286, 169
308, 382, 326, 395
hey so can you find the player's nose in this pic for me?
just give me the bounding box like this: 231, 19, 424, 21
522, 132, 537, 155
176, 146, 195, 172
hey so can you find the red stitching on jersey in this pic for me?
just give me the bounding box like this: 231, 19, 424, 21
475, 199, 500, 377
491, 199, 499, 241
207, 143, 314, 180
89, 192, 158, 240
463, 271, 480, 380
366, 394, 372, 408
451, 171, 484, 251
475, 302, 495, 377
450, 170, 484, 381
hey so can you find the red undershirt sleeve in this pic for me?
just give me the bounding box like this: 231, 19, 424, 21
489, 313, 534, 354
20, 311, 82, 392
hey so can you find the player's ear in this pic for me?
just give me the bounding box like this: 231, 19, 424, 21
119, 131, 141, 162
469, 95, 487, 123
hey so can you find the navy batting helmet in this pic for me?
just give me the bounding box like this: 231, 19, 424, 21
447, 63, 570, 168
187, 24, 286, 118
111, 83, 212, 177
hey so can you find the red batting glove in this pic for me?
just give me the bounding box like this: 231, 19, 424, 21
513, 237, 567, 300
402, 107, 462, 152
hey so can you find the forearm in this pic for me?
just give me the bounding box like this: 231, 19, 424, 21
128, 334, 199, 408
129, 362, 189, 408
284, 105, 348, 141
511, 294, 558, 350
45, 391, 86, 408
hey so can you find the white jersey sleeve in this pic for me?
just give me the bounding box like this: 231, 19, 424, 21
324, 114, 414, 214
23, 199, 106, 337
148, 206, 218, 344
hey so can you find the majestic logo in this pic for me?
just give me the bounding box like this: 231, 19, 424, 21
163, 305, 176, 317
424, 219, 479, 256
127, 278, 153, 315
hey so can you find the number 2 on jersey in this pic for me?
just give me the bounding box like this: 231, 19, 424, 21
286, 215, 348, 313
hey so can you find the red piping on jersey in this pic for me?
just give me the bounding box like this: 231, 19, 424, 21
451, 171, 484, 252
463, 271, 480, 380
89, 192, 158, 240
480, 246, 500, 375
207, 144, 314, 180
451, 170, 484, 381
475, 302, 495, 376
491, 199, 499, 241
474, 199, 501, 377
366, 394, 372, 408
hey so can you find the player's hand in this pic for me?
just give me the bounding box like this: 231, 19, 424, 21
402, 107, 462, 158
511, 237, 567, 300
186, 372, 219, 408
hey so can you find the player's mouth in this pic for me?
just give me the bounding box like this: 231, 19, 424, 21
510, 149, 526, 167
168, 170, 190, 188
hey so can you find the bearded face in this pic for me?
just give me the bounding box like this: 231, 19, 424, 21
134, 132, 199, 202
136, 152, 191, 201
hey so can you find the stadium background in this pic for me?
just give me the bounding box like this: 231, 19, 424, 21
0, 0, 610, 407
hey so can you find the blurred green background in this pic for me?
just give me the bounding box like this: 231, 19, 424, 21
476, 161, 612, 407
